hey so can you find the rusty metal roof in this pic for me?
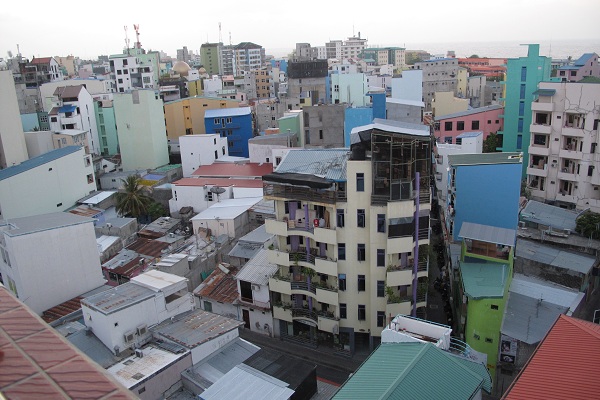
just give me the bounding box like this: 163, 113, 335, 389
195, 264, 239, 304
126, 237, 171, 258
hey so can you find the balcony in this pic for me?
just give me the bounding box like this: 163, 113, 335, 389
387, 236, 416, 254
530, 123, 551, 135
531, 100, 554, 112
263, 183, 338, 204
557, 168, 577, 181
292, 307, 318, 327
316, 286, 338, 305
269, 276, 292, 296
465, 240, 510, 261
273, 304, 292, 322
559, 148, 583, 161
291, 280, 316, 297
527, 165, 548, 178
386, 301, 412, 317
528, 145, 549, 157
318, 313, 340, 333
562, 126, 585, 138
265, 218, 337, 244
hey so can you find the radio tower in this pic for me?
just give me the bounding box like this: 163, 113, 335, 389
124, 26, 130, 54
133, 24, 142, 49
218, 22, 222, 44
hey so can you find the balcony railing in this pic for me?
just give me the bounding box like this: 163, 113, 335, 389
449, 337, 473, 357
291, 280, 316, 294
239, 297, 270, 309
292, 307, 318, 323
264, 183, 337, 204
387, 258, 428, 273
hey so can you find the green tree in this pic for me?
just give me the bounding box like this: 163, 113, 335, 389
147, 201, 168, 221
576, 211, 600, 239
483, 132, 499, 153
115, 175, 152, 219
468, 54, 480, 58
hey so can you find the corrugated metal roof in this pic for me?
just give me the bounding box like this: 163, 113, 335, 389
204, 106, 251, 118
195, 264, 239, 303
456, 131, 483, 138
459, 222, 516, 246
351, 118, 430, 139
516, 239, 595, 274
435, 105, 503, 120
152, 309, 243, 349
460, 261, 509, 299
200, 364, 294, 400
81, 282, 155, 315
0, 212, 95, 236
275, 149, 348, 181
509, 274, 582, 309
0, 146, 81, 181
503, 315, 600, 400
236, 249, 278, 286
333, 343, 488, 399
192, 162, 273, 178
520, 200, 578, 231
574, 53, 596, 66
228, 241, 263, 260
191, 197, 263, 221
449, 152, 523, 166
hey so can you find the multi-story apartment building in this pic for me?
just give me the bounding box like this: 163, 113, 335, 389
109, 47, 160, 93
113, 89, 169, 171
200, 42, 221, 76
0, 70, 28, 168
341, 35, 368, 60
497, 44, 552, 177
302, 104, 346, 148
204, 107, 253, 158
434, 105, 504, 144
265, 119, 432, 353
413, 58, 459, 111
556, 53, 599, 82
526, 81, 600, 211
326, 40, 343, 60
287, 60, 329, 106
361, 47, 406, 71
233, 42, 265, 76
94, 99, 119, 156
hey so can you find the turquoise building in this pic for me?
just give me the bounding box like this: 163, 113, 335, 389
497, 44, 552, 177
94, 101, 119, 156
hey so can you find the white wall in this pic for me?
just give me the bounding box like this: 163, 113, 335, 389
248, 143, 288, 164
170, 184, 233, 214
232, 187, 263, 198
180, 134, 227, 177
0, 70, 29, 168
391, 70, 423, 102
24, 130, 54, 158
2, 218, 105, 315
189, 328, 239, 364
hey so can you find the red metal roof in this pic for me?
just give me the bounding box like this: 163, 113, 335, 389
41, 297, 84, 323
195, 264, 239, 304
502, 314, 600, 400
126, 238, 170, 259
103, 256, 147, 277
30, 57, 53, 65
172, 177, 264, 188
0, 287, 136, 399
191, 162, 273, 178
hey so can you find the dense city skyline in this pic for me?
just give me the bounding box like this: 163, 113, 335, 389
2, 0, 600, 60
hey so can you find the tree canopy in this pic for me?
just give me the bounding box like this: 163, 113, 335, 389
483, 132, 499, 153
115, 175, 152, 219
576, 211, 600, 239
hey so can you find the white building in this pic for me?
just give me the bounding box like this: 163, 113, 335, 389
81, 270, 194, 355
0, 70, 28, 169
434, 132, 483, 202
180, 134, 228, 177
526, 81, 600, 211
0, 212, 106, 315
191, 197, 262, 239
109, 52, 157, 93
0, 146, 96, 220
341, 35, 368, 61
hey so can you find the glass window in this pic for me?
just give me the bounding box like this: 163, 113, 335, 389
377, 280, 385, 297
457, 121, 465, 131
445, 121, 452, 131
517, 134, 523, 150
521, 66, 527, 81
377, 311, 386, 327
357, 244, 366, 261
520, 84, 526, 99
358, 275, 366, 291
339, 274, 346, 290
358, 305, 366, 320
338, 244, 346, 261
471, 120, 480, 130
356, 173, 364, 192
518, 119, 524, 133
337, 209, 345, 227
377, 214, 386, 233
203, 301, 212, 312
519, 101, 525, 116
357, 209, 365, 228
377, 249, 385, 267
340, 303, 347, 319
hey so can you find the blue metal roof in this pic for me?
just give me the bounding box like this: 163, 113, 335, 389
574, 53, 596, 66
0, 146, 82, 182
205, 107, 251, 118
275, 149, 348, 181
456, 131, 483, 138
58, 104, 77, 113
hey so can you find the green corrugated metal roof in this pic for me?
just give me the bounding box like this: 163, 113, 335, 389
333, 343, 487, 400
448, 152, 522, 166
460, 262, 509, 299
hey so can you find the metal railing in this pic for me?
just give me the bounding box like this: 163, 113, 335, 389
449, 337, 472, 357
263, 183, 337, 204
292, 307, 318, 322
291, 281, 316, 294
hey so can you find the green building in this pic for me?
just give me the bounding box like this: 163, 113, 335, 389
277, 113, 302, 145
94, 100, 119, 156
453, 222, 516, 389
497, 44, 552, 177
200, 43, 221, 76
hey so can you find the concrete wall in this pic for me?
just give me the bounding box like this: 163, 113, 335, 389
0, 70, 29, 168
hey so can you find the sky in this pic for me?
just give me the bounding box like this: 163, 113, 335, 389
2, 0, 600, 61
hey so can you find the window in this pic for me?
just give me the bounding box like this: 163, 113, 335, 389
358, 275, 366, 291
207, 192, 213, 201
444, 136, 452, 144
339, 274, 346, 290
357, 244, 366, 261
520, 84, 526, 99
319, 130, 323, 140
519, 101, 525, 116
204, 301, 212, 312
377, 249, 385, 267
471, 120, 480, 130
358, 305, 366, 320
594, 119, 599, 131
377, 280, 385, 297
445, 121, 452, 131
592, 143, 597, 153
356, 173, 364, 192
589, 166, 594, 177
338, 244, 346, 260
377, 311, 386, 327
337, 209, 345, 227
357, 209, 365, 227
521, 66, 527, 81
533, 135, 547, 146
516, 135, 523, 150
457, 121, 465, 131
377, 214, 386, 233
340, 303, 347, 319
517, 119, 524, 133
570, 70, 576, 77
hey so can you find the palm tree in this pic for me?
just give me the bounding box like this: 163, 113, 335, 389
115, 175, 152, 219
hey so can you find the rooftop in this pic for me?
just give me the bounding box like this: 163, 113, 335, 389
126, 237, 171, 258
274, 148, 349, 181
520, 200, 579, 231
195, 264, 239, 303
502, 315, 600, 400
386, 97, 425, 107
0, 212, 95, 237
333, 343, 490, 399
435, 105, 503, 120
191, 197, 263, 221
54, 85, 84, 98
131, 269, 188, 292
449, 152, 523, 166
0, 286, 136, 399
516, 239, 595, 274
172, 177, 264, 188
78, 190, 117, 205
81, 282, 155, 315
205, 106, 251, 118
459, 261, 510, 299
236, 249, 278, 286
0, 146, 81, 181
351, 118, 430, 141
152, 309, 243, 349
456, 131, 483, 138
459, 221, 516, 247
192, 162, 273, 178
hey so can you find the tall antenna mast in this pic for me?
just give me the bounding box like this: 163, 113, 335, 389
133, 24, 141, 49
229, 32, 232, 46
218, 22, 222, 44
124, 26, 130, 54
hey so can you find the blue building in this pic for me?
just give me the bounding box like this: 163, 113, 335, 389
204, 107, 253, 158
343, 91, 386, 146
446, 152, 523, 241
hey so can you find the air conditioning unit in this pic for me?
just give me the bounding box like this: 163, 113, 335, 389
135, 349, 144, 358
251, 284, 260, 291
124, 331, 135, 343
136, 324, 147, 336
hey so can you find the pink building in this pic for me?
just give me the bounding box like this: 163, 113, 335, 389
557, 53, 599, 82
434, 105, 504, 144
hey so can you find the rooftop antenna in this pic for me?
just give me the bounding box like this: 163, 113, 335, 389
133, 24, 141, 49
219, 22, 222, 44
229, 31, 232, 46
124, 26, 130, 54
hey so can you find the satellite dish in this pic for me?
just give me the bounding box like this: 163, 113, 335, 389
209, 186, 226, 194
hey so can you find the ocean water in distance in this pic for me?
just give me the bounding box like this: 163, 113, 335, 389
269, 39, 600, 60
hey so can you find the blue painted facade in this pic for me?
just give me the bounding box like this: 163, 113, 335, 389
204, 109, 253, 158
449, 162, 522, 241
270, 59, 288, 74
344, 108, 373, 147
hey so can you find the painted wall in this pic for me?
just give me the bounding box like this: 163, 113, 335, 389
452, 162, 522, 241
435, 108, 504, 143
391, 70, 423, 103
0, 70, 28, 168
179, 134, 228, 177
344, 108, 373, 146
164, 97, 239, 141
204, 110, 253, 158
94, 101, 119, 156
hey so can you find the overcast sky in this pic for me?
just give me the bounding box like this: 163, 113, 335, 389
2, 0, 599, 60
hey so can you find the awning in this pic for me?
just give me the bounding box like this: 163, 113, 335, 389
262, 172, 333, 189
532, 89, 556, 97
58, 104, 77, 113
